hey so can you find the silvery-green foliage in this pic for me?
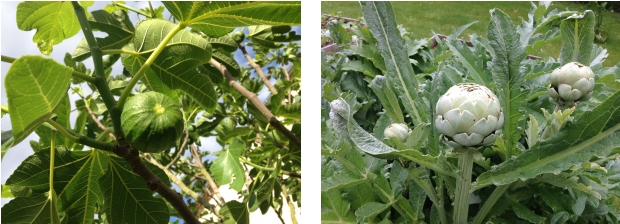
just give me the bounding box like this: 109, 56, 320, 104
322, 2, 620, 223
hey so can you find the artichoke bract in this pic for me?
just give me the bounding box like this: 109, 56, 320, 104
121, 92, 184, 153
384, 123, 411, 143
548, 62, 595, 106
435, 83, 504, 148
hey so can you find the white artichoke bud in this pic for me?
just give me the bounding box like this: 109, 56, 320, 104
384, 123, 411, 143
548, 62, 595, 106
435, 83, 504, 148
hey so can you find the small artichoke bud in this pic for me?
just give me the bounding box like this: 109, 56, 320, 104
384, 123, 411, 143
548, 62, 595, 107
435, 83, 504, 148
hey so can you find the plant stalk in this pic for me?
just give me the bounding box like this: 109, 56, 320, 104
144, 155, 219, 213
190, 145, 226, 207
116, 23, 185, 110
72, 2, 124, 140
280, 182, 298, 224
239, 44, 278, 95
101, 49, 138, 56
240, 157, 276, 171
115, 147, 201, 224
50, 132, 56, 194
46, 119, 115, 152
454, 150, 474, 224
472, 184, 510, 224
409, 168, 448, 224
96, 128, 114, 141
112, 2, 152, 18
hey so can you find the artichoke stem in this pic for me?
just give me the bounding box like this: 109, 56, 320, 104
454, 149, 474, 224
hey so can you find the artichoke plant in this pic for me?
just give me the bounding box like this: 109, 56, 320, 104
435, 83, 504, 148
384, 123, 411, 143
548, 62, 595, 107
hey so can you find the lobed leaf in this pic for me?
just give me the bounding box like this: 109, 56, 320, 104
536, 173, 601, 200
512, 202, 546, 224
487, 9, 528, 157
72, 10, 135, 61
474, 90, 620, 189
1, 193, 61, 224
123, 19, 216, 112
355, 202, 390, 223
360, 1, 427, 125
163, 1, 301, 37
369, 76, 403, 123
211, 138, 246, 191
348, 46, 386, 73
16, 2, 84, 55
220, 201, 250, 224
1, 131, 14, 159
100, 156, 169, 224
5, 56, 73, 146
201, 34, 239, 52
321, 190, 357, 223
5, 147, 108, 223
330, 97, 459, 178
247, 25, 300, 49
444, 33, 491, 86
559, 10, 595, 65
212, 51, 241, 78
518, 2, 574, 51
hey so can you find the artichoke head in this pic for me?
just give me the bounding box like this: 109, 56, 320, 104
548, 62, 595, 107
435, 83, 504, 148
384, 123, 411, 143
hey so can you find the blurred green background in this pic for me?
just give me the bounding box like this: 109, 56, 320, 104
322, 1, 620, 67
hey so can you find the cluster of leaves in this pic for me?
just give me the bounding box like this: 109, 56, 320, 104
1, 1, 301, 224
322, 1, 620, 223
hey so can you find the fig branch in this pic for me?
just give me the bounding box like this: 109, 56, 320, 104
210, 58, 302, 149
239, 43, 278, 95
72, 2, 124, 141
279, 180, 298, 224
165, 129, 190, 169
85, 103, 116, 140
114, 145, 200, 224
144, 154, 221, 211
72, 2, 200, 224
190, 144, 226, 207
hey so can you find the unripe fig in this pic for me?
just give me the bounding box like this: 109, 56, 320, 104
121, 92, 184, 153
231, 31, 245, 44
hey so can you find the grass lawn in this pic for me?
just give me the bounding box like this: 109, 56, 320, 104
322, 1, 620, 67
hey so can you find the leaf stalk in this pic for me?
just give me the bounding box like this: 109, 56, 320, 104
116, 23, 185, 109
240, 157, 276, 171
472, 184, 510, 224
45, 118, 114, 152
